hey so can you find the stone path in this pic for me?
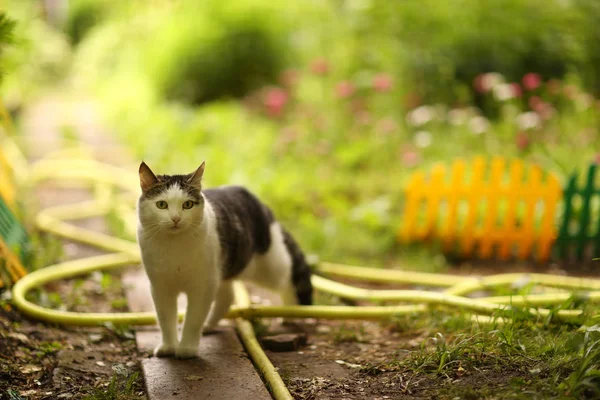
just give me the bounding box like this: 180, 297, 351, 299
124, 269, 271, 400
22, 96, 272, 400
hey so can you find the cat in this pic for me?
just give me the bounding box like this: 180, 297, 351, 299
136, 161, 313, 359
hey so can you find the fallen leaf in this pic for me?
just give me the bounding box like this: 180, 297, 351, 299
335, 359, 362, 369
88, 333, 104, 343
8, 332, 30, 344
21, 365, 42, 374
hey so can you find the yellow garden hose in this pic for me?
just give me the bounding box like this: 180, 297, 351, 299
10, 151, 600, 399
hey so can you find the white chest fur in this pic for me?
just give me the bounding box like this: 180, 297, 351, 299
137, 202, 221, 293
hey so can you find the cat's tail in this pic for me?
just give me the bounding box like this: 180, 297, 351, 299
281, 228, 313, 305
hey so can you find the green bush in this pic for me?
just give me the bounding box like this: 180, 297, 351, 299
349, 0, 600, 105
64, 0, 111, 46
147, 1, 291, 105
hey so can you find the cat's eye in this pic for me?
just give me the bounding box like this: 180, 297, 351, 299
182, 200, 194, 210
156, 201, 168, 209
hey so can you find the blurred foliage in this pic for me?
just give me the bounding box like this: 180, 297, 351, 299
3, 0, 600, 269
1, 1, 71, 107
0, 12, 16, 85
147, 1, 292, 104
64, 0, 111, 46
355, 0, 600, 107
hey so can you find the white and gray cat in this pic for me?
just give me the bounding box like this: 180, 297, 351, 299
136, 161, 313, 359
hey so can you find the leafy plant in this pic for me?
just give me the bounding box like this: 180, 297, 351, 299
0, 12, 16, 84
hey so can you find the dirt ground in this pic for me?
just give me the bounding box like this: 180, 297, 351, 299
262, 319, 527, 400
0, 268, 146, 400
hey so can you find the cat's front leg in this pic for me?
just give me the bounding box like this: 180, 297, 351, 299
150, 284, 178, 357
176, 286, 216, 359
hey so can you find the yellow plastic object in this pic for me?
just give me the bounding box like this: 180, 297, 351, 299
399, 157, 562, 263
0, 99, 29, 288
0, 150, 16, 212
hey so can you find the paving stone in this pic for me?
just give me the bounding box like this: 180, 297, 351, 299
138, 330, 271, 400
125, 270, 270, 399
261, 333, 308, 352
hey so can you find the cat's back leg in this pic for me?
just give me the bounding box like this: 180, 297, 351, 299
203, 280, 234, 332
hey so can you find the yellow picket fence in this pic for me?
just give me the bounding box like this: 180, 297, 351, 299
398, 157, 562, 263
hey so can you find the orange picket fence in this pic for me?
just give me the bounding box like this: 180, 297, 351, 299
398, 157, 562, 263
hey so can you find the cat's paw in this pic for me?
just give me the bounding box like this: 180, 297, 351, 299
153, 343, 177, 358
175, 345, 199, 359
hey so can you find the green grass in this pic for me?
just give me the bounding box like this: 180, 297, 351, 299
83, 371, 143, 400
374, 308, 600, 399
332, 324, 367, 344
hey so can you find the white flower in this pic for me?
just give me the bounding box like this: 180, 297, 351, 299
481, 72, 505, 92
516, 111, 541, 130
468, 116, 489, 135
447, 109, 467, 126
493, 83, 515, 101
406, 105, 434, 127
414, 130, 432, 148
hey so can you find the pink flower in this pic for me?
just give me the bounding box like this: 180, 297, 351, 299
522, 73, 542, 91
473, 74, 485, 93
528, 96, 543, 111
335, 81, 355, 98
351, 99, 366, 113
310, 58, 329, 75
538, 104, 556, 120
264, 87, 288, 117
376, 117, 397, 135
400, 150, 420, 167
516, 132, 530, 151
279, 69, 299, 87
356, 111, 372, 126
373, 73, 393, 92
510, 83, 523, 97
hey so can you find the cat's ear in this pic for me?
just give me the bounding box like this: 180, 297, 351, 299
139, 162, 159, 192
187, 161, 205, 190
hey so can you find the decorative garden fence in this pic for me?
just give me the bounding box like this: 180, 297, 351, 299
399, 157, 562, 263
556, 164, 600, 262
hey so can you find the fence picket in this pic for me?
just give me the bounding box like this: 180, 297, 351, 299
442, 160, 465, 251
538, 175, 560, 262
399, 171, 424, 242
479, 158, 504, 258
461, 157, 485, 257
576, 165, 596, 260
498, 160, 523, 260
423, 164, 445, 237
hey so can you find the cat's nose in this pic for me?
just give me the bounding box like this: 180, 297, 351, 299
171, 216, 181, 225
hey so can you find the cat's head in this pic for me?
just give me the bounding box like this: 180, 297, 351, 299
137, 162, 205, 234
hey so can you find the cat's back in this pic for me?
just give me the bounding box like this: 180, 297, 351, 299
203, 185, 274, 226
202, 185, 276, 279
